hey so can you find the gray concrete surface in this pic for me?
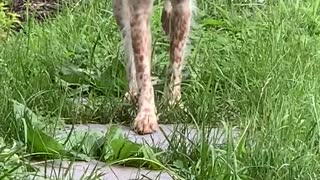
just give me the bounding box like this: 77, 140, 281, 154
58, 124, 239, 149
31, 124, 239, 180
31, 160, 173, 180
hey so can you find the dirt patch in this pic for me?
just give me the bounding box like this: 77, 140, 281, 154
8, 0, 59, 22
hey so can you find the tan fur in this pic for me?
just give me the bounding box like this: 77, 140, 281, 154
112, 0, 194, 134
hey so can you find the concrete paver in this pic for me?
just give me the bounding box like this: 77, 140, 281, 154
31, 124, 239, 180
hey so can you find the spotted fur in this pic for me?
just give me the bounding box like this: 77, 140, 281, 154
112, 0, 195, 134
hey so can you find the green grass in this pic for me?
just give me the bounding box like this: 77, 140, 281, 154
1, 0, 320, 179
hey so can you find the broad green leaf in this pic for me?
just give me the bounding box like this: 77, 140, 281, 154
27, 127, 66, 159
100, 125, 162, 170
59, 64, 90, 84
11, 100, 42, 128
140, 145, 162, 170
57, 130, 104, 157
110, 138, 140, 161
102, 125, 126, 161
11, 99, 66, 159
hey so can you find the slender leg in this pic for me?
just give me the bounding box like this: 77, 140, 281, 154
128, 0, 158, 134
167, 0, 193, 105
112, 0, 138, 102
161, 0, 172, 36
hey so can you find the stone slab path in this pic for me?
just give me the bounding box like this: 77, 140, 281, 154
30, 124, 239, 180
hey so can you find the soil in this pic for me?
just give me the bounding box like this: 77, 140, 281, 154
8, 0, 59, 22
